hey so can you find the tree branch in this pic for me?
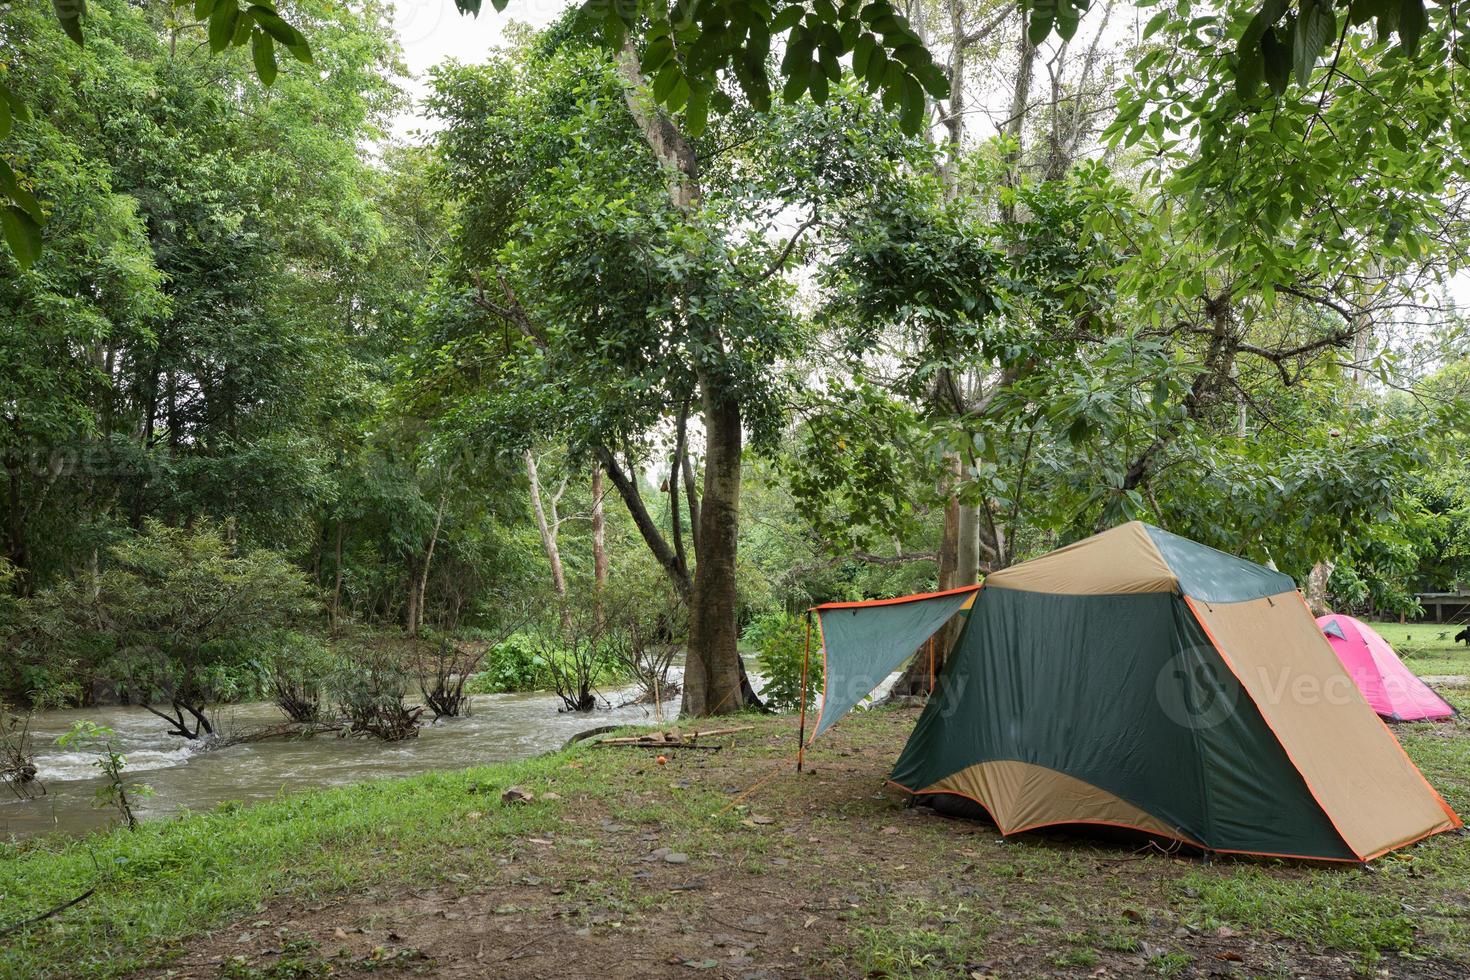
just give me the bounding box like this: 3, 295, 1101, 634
596, 446, 692, 599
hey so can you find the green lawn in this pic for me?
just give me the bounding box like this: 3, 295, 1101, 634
1365, 620, 1470, 677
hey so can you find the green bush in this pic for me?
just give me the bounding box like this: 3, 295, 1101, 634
747, 611, 819, 713
464, 633, 548, 694
464, 627, 632, 699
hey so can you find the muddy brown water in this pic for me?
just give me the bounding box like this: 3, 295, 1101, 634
1, 685, 679, 841
0, 661, 898, 842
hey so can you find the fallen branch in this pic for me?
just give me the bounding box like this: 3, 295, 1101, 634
595, 742, 724, 752
0, 887, 96, 938
688, 725, 755, 738
204, 722, 346, 751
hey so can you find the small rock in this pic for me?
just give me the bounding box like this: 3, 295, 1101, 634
881, 826, 900, 835
664, 851, 690, 864
501, 786, 535, 805
750, 815, 776, 825
333, 927, 349, 940
543, 791, 562, 800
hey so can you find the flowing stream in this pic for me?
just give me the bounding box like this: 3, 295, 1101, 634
0, 660, 896, 843
1, 684, 682, 841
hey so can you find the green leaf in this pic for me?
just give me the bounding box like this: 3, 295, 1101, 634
53, 0, 85, 44
208, 0, 239, 53
251, 28, 277, 85
781, 69, 808, 102
1398, 0, 1425, 55
232, 11, 253, 46
684, 86, 709, 135
1262, 25, 1290, 95
1239, 0, 1286, 48
898, 72, 924, 133
917, 62, 949, 100
1235, 46, 1263, 100
1056, 1, 1081, 41
1292, 1, 1335, 87
1, 205, 42, 268
864, 47, 888, 90
881, 58, 903, 109
251, 7, 309, 60
852, 32, 878, 77
0, 160, 43, 223
653, 63, 681, 103
1028, 12, 1054, 45
770, 5, 804, 32
809, 62, 830, 104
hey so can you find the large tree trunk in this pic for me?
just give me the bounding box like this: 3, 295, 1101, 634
681, 390, 746, 717
1304, 560, 1335, 616
618, 41, 752, 717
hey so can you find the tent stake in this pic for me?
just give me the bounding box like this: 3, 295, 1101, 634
797, 612, 812, 772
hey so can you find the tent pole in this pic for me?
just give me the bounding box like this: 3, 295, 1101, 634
927, 636, 935, 695
797, 612, 812, 773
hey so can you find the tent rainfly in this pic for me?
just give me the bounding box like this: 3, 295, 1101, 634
1316, 614, 1457, 722
807, 521, 1461, 862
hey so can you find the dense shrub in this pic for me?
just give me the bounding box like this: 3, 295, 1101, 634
11, 522, 315, 734
464, 633, 548, 694
328, 636, 422, 740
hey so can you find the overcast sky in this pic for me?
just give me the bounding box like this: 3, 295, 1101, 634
389, 0, 571, 141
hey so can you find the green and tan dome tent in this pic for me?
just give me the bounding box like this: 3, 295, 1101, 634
806, 522, 1460, 862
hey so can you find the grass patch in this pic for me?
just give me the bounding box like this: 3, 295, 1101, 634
1178, 867, 1415, 971
0, 744, 617, 977
1365, 621, 1470, 677
847, 898, 994, 979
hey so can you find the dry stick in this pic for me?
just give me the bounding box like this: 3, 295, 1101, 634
0, 887, 96, 938
718, 763, 788, 815
595, 742, 722, 752
595, 725, 753, 745
687, 725, 753, 738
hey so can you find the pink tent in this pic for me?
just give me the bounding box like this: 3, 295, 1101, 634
1316, 615, 1456, 722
